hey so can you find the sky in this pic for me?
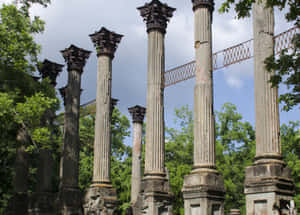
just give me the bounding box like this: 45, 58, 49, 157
3, 0, 298, 143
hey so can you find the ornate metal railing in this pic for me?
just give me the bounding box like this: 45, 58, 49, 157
164, 26, 298, 87
80, 26, 298, 107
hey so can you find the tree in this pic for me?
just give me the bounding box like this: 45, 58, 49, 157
280, 121, 300, 209
165, 106, 194, 215
0, 1, 58, 213
219, 0, 299, 111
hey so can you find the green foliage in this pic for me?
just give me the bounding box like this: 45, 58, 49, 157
215, 103, 256, 214
166, 106, 194, 215
281, 121, 300, 210
0, 1, 55, 213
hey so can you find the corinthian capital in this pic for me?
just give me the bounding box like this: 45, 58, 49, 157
137, 0, 175, 34
89, 27, 123, 58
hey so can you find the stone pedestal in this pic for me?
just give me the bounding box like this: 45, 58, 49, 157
244, 0, 295, 214
83, 27, 122, 214
182, 170, 224, 215
59, 45, 91, 215
245, 161, 295, 214
182, 1, 225, 214
135, 1, 175, 214
84, 186, 118, 215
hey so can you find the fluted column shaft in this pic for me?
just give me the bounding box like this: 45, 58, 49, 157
253, 0, 280, 160
131, 122, 143, 203
93, 55, 112, 184
61, 69, 82, 188
145, 30, 165, 176
193, 7, 216, 169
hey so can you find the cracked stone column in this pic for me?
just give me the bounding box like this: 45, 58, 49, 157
134, 1, 175, 214
128, 105, 146, 205
29, 59, 64, 215
83, 27, 122, 215
182, 1, 225, 215
244, 1, 295, 214
59, 45, 91, 215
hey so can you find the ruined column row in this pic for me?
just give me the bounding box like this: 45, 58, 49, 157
10, 0, 296, 214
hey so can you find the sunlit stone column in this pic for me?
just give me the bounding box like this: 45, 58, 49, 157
182, 1, 225, 215
83, 27, 122, 215
244, 1, 295, 214
128, 105, 146, 204
134, 1, 175, 214
59, 45, 91, 215
29, 59, 64, 215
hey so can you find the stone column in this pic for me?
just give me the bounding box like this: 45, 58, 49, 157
244, 1, 294, 214
134, 1, 175, 214
182, 1, 225, 215
128, 105, 146, 205
29, 59, 64, 215
83, 27, 122, 215
7, 129, 30, 215
59, 45, 91, 215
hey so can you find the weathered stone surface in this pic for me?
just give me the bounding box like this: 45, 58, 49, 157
28, 192, 56, 215
57, 187, 83, 215
89, 27, 123, 58
38, 59, 64, 87
59, 45, 90, 215
133, 177, 173, 215
8, 130, 30, 215
84, 27, 121, 215
253, 0, 280, 162
136, 1, 175, 214
182, 170, 225, 215
128, 106, 146, 205
128, 105, 146, 124
137, 0, 175, 34
61, 45, 91, 73
182, 1, 225, 214
245, 162, 294, 195
192, 0, 214, 11
83, 186, 118, 215
244, 1, 295, 213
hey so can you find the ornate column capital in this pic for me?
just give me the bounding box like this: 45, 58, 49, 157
110, 98, 119, 113
192, 0, 214, 12
89, 27, 123, 58
61, 45, 91, 73
39, 59, 64, 87
128, 105, 146, 124
137, 0, 175, 34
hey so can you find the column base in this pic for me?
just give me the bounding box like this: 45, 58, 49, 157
132, 174, 173, 215
244, 159, 295, 215
28, 192, 56, 215
83, 184, 118, 215
182, 169, 225, 215
7, 192, 28, 215
57, 187, 83, 215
